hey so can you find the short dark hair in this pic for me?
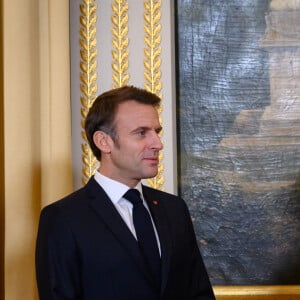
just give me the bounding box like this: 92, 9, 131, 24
85, 85, 161, 161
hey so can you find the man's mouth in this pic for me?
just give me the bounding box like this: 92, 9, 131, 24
144, 157, 159, 163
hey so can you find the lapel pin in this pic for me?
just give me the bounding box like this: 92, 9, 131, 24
152, 200, 158, 205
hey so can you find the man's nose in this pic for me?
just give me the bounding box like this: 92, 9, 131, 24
151, 132, 163, 150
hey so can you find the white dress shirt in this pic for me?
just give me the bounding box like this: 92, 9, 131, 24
94, 171, 161, 254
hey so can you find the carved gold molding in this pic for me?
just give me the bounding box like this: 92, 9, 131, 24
214, 285, 300, 299
111, 0, 130, 88
80, 0, 98, 184
143, 0, 164, 190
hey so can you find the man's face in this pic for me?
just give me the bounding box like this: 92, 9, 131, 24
101, 100, 163, 187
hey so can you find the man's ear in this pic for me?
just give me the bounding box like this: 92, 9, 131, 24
93, 131, 112, 154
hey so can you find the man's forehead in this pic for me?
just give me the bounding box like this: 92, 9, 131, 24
114, 103, 160, 129
116, 101, 158, 116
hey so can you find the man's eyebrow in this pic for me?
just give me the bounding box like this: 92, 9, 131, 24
130, 126, 149, 133
131, 126, 162, 133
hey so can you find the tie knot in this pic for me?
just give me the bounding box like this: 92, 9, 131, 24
123, 189, 142, 206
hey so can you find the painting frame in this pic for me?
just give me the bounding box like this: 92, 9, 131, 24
175, 0, 300, 295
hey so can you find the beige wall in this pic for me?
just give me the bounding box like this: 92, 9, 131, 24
1, 0, 5, 298
2, 0, 72, 299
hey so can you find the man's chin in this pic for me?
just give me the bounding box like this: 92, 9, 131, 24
142, 169, 158, 179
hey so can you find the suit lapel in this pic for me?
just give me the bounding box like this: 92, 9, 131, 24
85, 178, 155, 285
142, 186, 172, 295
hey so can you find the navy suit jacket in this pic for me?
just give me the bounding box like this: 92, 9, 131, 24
36, 177, 215, 300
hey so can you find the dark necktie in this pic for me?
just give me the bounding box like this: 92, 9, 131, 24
123, 189, 161, 288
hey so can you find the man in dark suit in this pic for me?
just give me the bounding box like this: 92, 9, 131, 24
36, 86, 215, 300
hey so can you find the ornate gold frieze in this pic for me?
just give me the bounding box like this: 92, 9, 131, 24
80, 0, 98, 184
143, 0, 164, 190
111, 0, 130, 88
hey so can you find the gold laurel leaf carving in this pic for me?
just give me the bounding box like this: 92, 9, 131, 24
143, 0, 164, 190
81, 131, 87, 141
89, 5, 97, 15
122, 74, 130, 84
111, 28, 118, 37
80, 96, 88, 107
79, 39, 88, 50
79, 6, 87, 16
122, 38, 129, 48
111, 0, 130, 88
112, 74, 119, 84
80, 0, 98, 185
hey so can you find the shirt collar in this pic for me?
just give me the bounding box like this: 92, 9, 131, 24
94, 170, 143, 204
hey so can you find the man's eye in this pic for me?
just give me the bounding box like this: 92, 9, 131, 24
137, 130, 146, 136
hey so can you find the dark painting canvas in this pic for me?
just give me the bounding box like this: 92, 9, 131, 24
176, 0, 300, 285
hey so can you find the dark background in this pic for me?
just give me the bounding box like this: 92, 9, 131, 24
176, 0, 300, 285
